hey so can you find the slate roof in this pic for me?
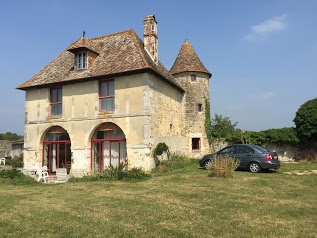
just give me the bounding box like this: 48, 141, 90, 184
17, 29, 184, 91
170, 40, 211, 77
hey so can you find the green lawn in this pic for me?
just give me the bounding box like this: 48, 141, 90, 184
0, 161, 317, 238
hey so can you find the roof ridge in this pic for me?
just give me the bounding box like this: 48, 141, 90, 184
128, 30, 150, 69
90, 29, 134, 41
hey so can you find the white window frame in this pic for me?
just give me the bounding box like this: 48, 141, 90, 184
76, 51, 87, 70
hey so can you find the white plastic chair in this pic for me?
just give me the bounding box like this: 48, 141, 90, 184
0, 157, 5, 165
36, 167, 49, 183
55, 168, 68, 183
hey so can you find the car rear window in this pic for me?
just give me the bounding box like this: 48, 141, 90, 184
252, 145, 268, 153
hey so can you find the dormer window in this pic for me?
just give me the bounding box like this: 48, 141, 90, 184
76, 51, 87, 70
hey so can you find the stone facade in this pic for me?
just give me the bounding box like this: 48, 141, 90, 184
173, 72, 210, 157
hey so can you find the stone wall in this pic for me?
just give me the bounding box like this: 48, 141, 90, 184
174, 72, 210, 158
147, 73, 184, 153
263, 142, 297, 161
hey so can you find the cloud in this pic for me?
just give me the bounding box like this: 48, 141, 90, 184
248, 92, 274, 102
242, 15, 287, 41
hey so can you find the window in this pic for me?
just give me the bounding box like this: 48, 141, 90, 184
237, 146, 254, 154
190, 74, 196, 82
91, 123, 126, 172
76, 51, 87, 70
50, 87, 62, 115
197, 103, 203, 112
219, 146, 236, 154
43, 126, 71, 174
99, 80, 115, 111
192, 138, 200, 150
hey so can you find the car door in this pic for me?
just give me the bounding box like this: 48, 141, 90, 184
235, 145, 254, 168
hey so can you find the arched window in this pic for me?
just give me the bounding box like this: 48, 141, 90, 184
91, 123, 126, 172
42, 126, 71, 174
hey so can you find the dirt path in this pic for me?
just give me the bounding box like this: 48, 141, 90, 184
284, 170, 317, 175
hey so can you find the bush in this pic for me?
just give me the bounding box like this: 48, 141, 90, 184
153, 143, 170, 156
153, 153, 194, 173
126, 167, 150, 180
0, 169, 24, 179
208, 155, 240, 178
12, 154, 24, 168
69, 163, 150, 182
0, 169, 37, 185
98, 163, 127, 180
153, 142, 171, 166
294, 148, 317, 161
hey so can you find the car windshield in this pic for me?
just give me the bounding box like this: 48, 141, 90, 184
252, 145, 268, 153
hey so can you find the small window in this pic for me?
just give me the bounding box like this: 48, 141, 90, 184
50, 87, 62, 115
192, 138, 200, 150
197, 103, 203, 112
76, 51, 87, 70
99, 79, 115, 111
190, 74, 196, 82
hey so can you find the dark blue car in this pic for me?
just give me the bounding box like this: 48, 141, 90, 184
199, 144, 280, 173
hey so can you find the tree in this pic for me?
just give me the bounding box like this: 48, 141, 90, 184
211, 114, 238, 139
293, 98, 317, 143
0, 132, 23, 141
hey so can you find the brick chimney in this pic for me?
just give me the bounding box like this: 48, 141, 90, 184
143, 15, 158, 63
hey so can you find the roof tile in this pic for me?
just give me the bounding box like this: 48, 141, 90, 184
170, 40, 211, 77
17, 29, 183, 91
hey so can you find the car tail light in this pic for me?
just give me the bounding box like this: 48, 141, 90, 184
266, 153, 272, 161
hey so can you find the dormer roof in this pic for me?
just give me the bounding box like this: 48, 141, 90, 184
170, 40, 211, 78
66, 36, 100, 54
17, 29, 184, 92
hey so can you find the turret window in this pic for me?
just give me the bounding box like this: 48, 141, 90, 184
192, 138, 200, 150
190, 74, 197, 82
197, 103, 203, 112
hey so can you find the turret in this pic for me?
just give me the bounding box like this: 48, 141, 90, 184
170, 40, 212, 157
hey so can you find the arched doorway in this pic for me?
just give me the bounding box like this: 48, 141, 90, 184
91, 123, 126, 173
42, 126, 71, 174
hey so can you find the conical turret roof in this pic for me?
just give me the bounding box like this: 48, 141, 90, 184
170, 40, 211, 77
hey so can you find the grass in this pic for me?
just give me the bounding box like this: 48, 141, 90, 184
0, 161, 317, 237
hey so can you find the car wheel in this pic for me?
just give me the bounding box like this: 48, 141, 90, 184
204, 159, 211, 169
249, 162, 261, 173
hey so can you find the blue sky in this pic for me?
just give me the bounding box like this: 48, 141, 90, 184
1, 0, 317, 135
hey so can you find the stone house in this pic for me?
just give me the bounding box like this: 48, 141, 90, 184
0, 140, 11, 158
17, 15, 212, 176
0, 140, 24, 158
